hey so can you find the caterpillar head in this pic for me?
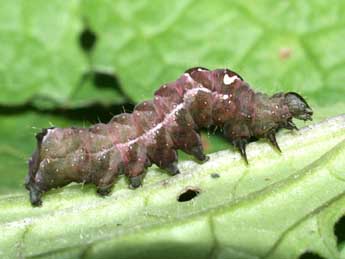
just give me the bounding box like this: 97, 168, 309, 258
285, 92, 313, 121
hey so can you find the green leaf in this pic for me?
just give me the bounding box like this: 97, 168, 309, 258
0, 0, 85, 106
1, 1, 345, 258
0, 115, 344, 259
0, 0, 123, 108
82, 0, 345, 110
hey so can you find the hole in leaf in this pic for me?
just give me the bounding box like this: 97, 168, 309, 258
177, 188, 200, 202
93, 71, 121, 90
334, 215, 345, 248
79, 27, 97, 52
299, 252, 326, 259
211, 173, 220, 178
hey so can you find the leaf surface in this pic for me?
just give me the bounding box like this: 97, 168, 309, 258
82, 0, 345, 109
0, 0, 123, 108
0, 115, 344, 259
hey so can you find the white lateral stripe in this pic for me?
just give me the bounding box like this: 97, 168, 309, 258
117, 87, 212, 148
44, 86, 232, 158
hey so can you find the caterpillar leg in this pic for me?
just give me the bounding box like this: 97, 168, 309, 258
284, 119, 299, 130
96, 174, 117, 196
96, 171, 117, 196
149, 148, 181, 175
129, 174, 144, 189
266, 132, 281, 153
168, 107, 209, 162
169, 126, 208, 162
190, 145, 209, 162
224, 121, 251, 164
164, 161, 180, 175
153, 153, 181, 176
97, 184, 113, 196
232, 138, 249, 165
122, 141, 148, 189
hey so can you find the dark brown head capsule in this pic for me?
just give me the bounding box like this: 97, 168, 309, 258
284, 92, 313, 121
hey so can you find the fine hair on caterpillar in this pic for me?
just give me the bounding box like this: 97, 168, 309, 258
25, 67, 313, 206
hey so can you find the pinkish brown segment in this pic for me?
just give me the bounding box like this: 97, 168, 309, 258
25, 67, 313, 206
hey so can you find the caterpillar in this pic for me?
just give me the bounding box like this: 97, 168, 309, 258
25, 67, 313, 206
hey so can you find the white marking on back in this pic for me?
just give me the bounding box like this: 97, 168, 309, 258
42, 128, 54, 143
223, 74, 239, 85
184, 73, 194, 82
117, 87, 212, 149
76, 72, 229, 158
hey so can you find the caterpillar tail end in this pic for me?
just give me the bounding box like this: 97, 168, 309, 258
25, 174, 43, 207
25, 139, 45, 207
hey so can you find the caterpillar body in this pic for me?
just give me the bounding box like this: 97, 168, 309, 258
25, 67, 313, 206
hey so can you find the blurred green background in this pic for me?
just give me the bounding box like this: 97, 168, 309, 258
0, 0, 344, 194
